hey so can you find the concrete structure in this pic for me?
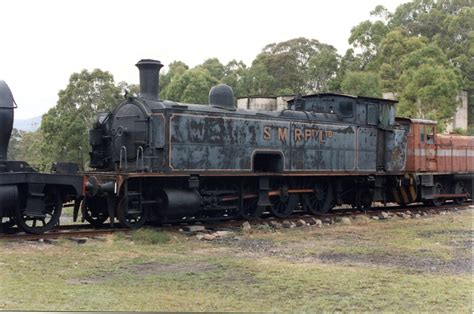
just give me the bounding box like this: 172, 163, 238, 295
239, 91, 472, 133
446, 90, 469, 133
237, 96, 294, 111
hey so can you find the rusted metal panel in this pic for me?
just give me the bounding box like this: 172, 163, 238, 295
169, 113, 363, 173
357, 127, 377, 171
401, 119, 474, 173
385, 128, 408, 171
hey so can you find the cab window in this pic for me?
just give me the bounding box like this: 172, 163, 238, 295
339, 101, 353, 117
426, 126, 435, 144
367, 104, 377, 125
420, 125, 425, 143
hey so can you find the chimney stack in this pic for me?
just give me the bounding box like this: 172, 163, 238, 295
135, 59, 164, 100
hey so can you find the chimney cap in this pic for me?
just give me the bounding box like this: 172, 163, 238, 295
135, 59, 163, 67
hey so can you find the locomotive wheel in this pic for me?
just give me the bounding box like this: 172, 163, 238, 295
301, 183, 334, 214
270, 193, 298, 218
14, 191, 62, 234
432, 182, 446, 207
453, 181, 468, 205
117, 196, 146, 229
240, 194, 264, 220
84, 197, 109, 228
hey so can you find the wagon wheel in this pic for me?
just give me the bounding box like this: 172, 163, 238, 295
0, 217, 15, 233
432, 182, 446, 207
301, 183, 334, 215
239, 192, 264, 220
117, 196, 146, 229
270, 191, 298, 218
14, 191, 62, 234
83, 197, 109, 228
354, 188, 373, 210
453, 181, 468, 205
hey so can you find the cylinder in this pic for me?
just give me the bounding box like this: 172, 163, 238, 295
135, 59, 164, 100
157, 189, 201, 216
0, 81, 14, 161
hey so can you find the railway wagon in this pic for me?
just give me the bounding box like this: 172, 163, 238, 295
0, 81, 83, 234
396, 118, 474, 206
82, 59, 473, 229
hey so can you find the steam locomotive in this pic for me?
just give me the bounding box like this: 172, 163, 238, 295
81, 59, 474, 229
1, 58, 472, 233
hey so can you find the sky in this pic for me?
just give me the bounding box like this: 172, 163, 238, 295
0, 0, 407, 120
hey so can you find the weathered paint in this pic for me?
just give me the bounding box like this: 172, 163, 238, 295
169, 113, 372, 172
400, 119, 474, 173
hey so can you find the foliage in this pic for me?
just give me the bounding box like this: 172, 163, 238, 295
340, 71, 382, 98
246, 37, 340, 95
345, 0, 471, 129
160, 61, 190, 99
41, 69, 123, 168
198, 58, 225, 81
397, 45, 460, 125
221, 60, 247, 97
8, 129, 51, 171
165, 68, 219, 104
7, 128, 23, 161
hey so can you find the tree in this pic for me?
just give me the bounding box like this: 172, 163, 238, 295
221, 60, 247, 97
398, 45, 461, 126
377, 29, 426, 92
248, 37, 340, 95
238, 63, 276, 96
165, 68, 219, 104
388, 0, 473, 89
307, 47, 339, 92
197, 58, 225, 81
160, 61, 189, 99
41, 69, 123, 168
340, 71, 382, 98
7, 128, 23, 161
348, 5, 391, 69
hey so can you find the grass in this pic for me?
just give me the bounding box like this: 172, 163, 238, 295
0, 208, 472, 311
128, 228, 171, 245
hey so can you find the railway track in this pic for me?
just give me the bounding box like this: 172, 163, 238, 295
1, 201, 470, 242
0, 226, 129, 242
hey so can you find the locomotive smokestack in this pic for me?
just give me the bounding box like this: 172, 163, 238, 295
135, 59, 164, 100
0, 80, 14, 161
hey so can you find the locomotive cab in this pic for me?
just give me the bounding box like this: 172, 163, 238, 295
398, 118, 438, 172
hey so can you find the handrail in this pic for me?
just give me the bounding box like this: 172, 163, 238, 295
119, 146, 127, 170
136, 146, 144, 173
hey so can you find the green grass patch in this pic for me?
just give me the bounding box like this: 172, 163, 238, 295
128, 228, 171, 245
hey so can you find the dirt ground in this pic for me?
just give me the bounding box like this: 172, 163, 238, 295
0, 207, 472, 312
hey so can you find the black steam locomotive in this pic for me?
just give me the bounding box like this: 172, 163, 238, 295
2, 58, 470, 233
82, 59, 413, 229
0, 81, 83, 234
